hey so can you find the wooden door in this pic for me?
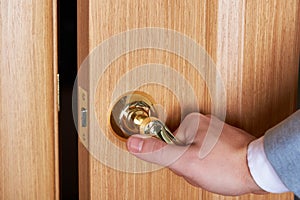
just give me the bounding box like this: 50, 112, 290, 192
77, 0, 300, 199
0, 0, 59, 199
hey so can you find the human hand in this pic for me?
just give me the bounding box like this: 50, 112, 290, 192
126, 113, 266, 196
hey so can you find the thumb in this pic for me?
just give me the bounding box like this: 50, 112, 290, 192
126, 135, 189, 166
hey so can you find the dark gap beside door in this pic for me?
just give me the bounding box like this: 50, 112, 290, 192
58, 0, 78, 199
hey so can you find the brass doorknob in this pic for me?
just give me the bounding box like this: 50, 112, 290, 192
110, 92, 185, 145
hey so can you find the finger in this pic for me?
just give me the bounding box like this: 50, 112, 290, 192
127, 135, 166, 153
174, 112, 208, 145
127, 135, 190, 166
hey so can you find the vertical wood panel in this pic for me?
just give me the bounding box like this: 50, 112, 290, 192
78, 0, 299, 199
0, 0, 59, 199
77, 0, 91, 200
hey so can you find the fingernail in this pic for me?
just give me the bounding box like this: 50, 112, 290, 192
128, 136, 144, 153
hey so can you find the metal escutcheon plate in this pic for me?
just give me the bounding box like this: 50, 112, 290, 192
110, 92, 158, 139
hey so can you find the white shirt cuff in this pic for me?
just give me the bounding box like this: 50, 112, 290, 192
247, 136, 289, 193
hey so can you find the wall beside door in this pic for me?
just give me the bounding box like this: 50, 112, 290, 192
0, 0, 59, 199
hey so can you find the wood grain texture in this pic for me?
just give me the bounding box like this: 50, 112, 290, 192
0, 0, 59, 199
77, 0, 299, 199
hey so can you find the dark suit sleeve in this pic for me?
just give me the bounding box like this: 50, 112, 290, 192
264, 110, 300, 197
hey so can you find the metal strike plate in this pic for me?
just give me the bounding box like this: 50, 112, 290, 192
78, 87, 88, 144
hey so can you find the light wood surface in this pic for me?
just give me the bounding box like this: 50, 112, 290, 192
77, 0, 299, 199
0, 0, 59, 199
